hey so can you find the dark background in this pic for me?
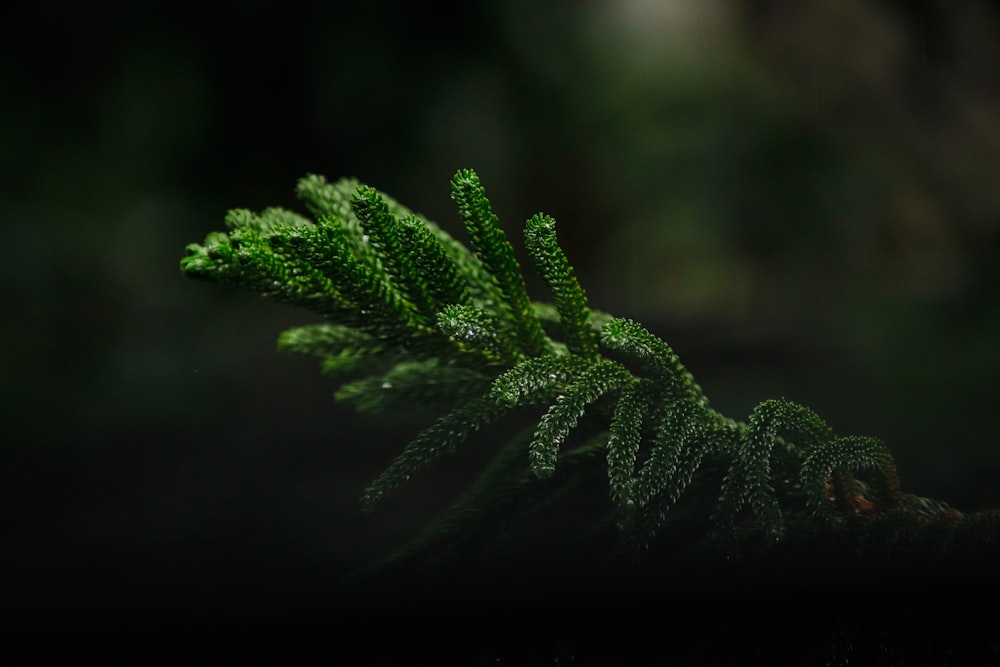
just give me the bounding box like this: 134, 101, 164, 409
3, 0, 1000, 640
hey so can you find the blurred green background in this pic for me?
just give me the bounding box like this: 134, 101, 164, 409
3, 0, 999, 629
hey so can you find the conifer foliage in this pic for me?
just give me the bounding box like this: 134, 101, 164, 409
182, 169, 999, 572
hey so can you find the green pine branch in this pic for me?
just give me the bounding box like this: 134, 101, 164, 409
182, 167, 1000, 578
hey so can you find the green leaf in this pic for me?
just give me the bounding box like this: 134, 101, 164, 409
490, 354, 593, 408
361, 395, 507, 512
600, 318, 706, 404
278, 323, 374, 357
295, 173, 360, 222
717, 399, 833, 540
335, 359, 490, 414
450, 169, 550, 358
524, 213, 598, 359
398, 216, 472, 314
528, 359, 635, 478
307, 214, 431, 344
606, 379, 654, 517
436, 303, 518, 364
351, 186, 436, 322
181, 216, 350, 318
